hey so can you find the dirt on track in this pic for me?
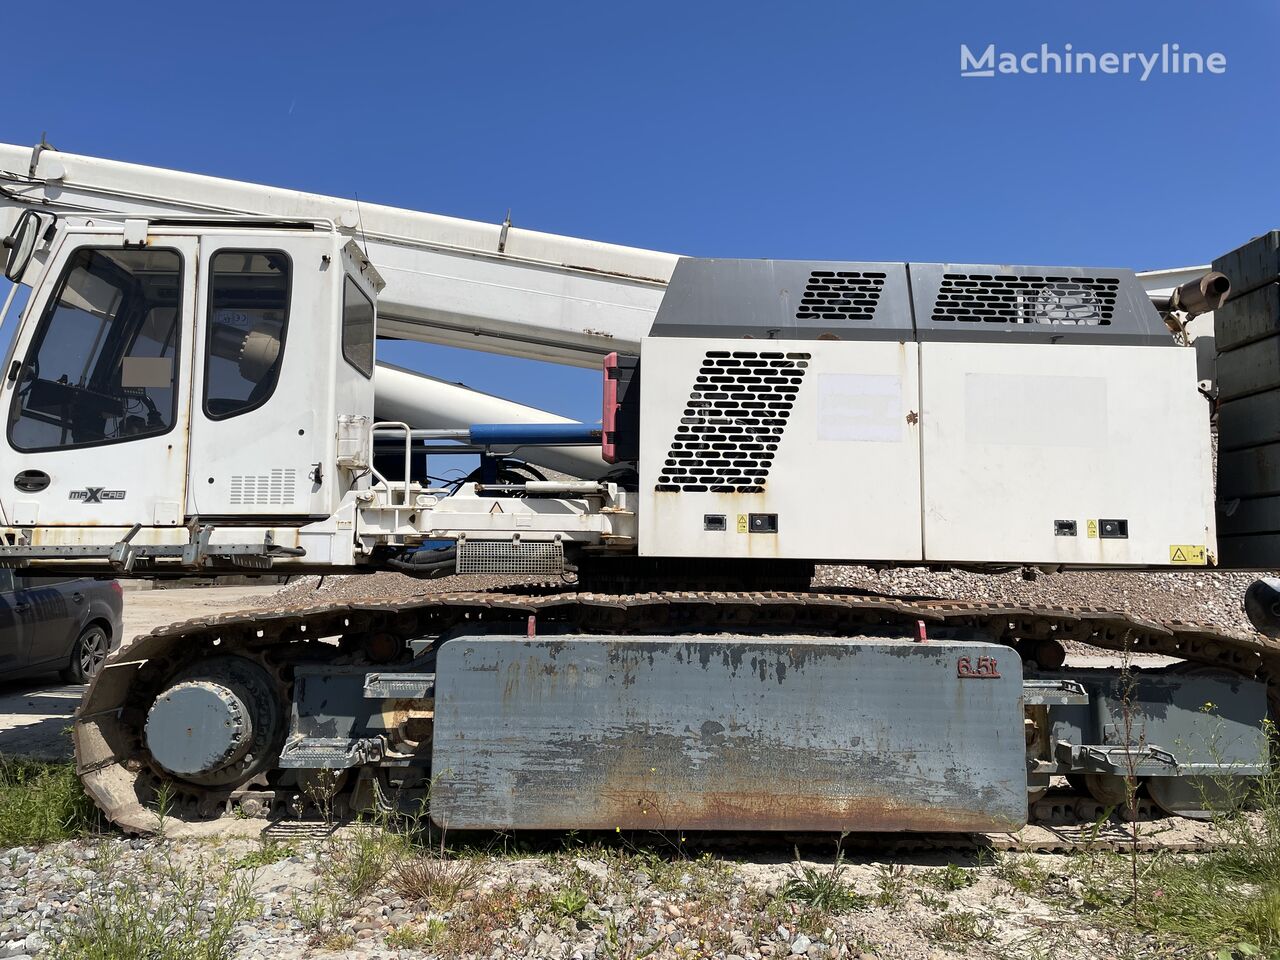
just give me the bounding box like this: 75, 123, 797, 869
257, 565, 1273, 638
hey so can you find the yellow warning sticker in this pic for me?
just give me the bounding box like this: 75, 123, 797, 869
736, 514, 748, 534
1169, 545, 1207, 565
1086, 520, 1098, 539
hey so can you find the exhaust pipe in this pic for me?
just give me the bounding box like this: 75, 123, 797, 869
1168, 271, 1231, 317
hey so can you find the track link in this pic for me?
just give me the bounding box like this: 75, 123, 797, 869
73, 589, 1280, 850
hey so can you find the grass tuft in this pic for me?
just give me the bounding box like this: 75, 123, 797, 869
1075, 753, 1280, 957
0, 758, 98, 846
386, 918, 446, 949
58, 851, 257, 960
230, 839, 297, 871
779, 841, 871, 914
928, 862, 976, 892
316, 817, 407, 904
782, 860, 870, 912
548, 886, 591, 921
928, 909, 992, 945
389, 850, 482, 909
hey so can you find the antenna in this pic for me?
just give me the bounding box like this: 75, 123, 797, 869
353, 192, 371, 259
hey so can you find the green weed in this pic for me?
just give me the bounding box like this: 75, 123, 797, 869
0, 758, 97, 846
230, 839, 297, 871
386, 918, 446, 949
58, 851, 258, 960
781, 851, 870, 912
928, 862, 976, 891
548, 886, 591, 920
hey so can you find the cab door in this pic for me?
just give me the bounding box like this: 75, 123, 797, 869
0, 234, 196, 529
186, 235, 333, 518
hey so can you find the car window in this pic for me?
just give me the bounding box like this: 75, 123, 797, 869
0, 570, 12, 593
17, 575, 75, 588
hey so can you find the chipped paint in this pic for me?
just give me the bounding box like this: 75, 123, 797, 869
432, 635, 1026, 832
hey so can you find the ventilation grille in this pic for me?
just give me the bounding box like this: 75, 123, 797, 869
932, 274, 1120, 325
456, 539, 565, 576
229, 468, 297, 506
796, 270, 886, 321
657, 350, 810, 494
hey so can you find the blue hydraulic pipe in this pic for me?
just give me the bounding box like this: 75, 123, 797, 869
468, 423, 602, 446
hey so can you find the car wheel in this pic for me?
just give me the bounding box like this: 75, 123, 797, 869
62, 624, 110, 684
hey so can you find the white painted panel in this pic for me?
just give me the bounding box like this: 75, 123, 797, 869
639, 337, 922, 561
964, 373, 1106, 448
921, 342, 1215, 565
817, 373, 904, 442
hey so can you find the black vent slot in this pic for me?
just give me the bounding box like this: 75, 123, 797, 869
656, 350, 809, 494
795, 270, 886, 321
932, 274, 1120, 325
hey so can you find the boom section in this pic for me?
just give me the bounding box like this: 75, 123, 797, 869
0, 142, 676, 367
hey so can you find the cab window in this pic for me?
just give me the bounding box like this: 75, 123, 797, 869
342, 276, 374, 378
204, 250, 291, 419
8, 247, 183, 452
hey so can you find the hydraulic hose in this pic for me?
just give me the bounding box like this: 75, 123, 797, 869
387, 545, 457, 579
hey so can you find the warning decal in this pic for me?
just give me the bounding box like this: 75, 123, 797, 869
1169, 545, 1207, 565
736, 514, 748, 534
1086, 520, 1098, 539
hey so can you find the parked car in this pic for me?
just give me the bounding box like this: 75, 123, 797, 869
0, 572, 123, 682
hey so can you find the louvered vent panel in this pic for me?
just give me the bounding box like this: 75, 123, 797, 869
795, 270, 886, 321
932, 274, 1120, 325
656, 350, 810, 494
229, 468, 297, 506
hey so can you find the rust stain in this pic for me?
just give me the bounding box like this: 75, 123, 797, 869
906, 410, 919, 425
512, 781, 1013, 833
439, 725, 1024, 833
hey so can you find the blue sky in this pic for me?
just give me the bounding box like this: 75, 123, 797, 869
2, 1, 1275, 423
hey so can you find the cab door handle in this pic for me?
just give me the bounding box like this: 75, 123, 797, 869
71, 591, 84, 604
14, 470, 49, 493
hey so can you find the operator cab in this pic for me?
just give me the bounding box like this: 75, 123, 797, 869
0, 213, 381, 565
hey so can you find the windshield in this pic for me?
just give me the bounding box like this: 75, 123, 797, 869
8, 246, 183, 452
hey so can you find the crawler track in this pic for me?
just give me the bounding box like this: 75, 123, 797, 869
73, 589, 1280, 850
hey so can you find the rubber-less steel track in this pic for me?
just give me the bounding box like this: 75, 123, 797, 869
73, 589, 1280, 850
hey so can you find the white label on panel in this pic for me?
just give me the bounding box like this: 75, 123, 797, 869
817, 373, 903, 442
964, 373, 1107, 447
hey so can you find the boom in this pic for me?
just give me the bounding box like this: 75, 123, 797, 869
0, 142, 676, 367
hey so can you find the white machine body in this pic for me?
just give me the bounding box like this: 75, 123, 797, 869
636, 259, 1214, 567
0, 144, 1217, 575
639, 337, 923, 561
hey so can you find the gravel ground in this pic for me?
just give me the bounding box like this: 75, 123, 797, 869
0, 834, 1153, 960
261, 573, 541, 608
814, 565, 1268, 634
